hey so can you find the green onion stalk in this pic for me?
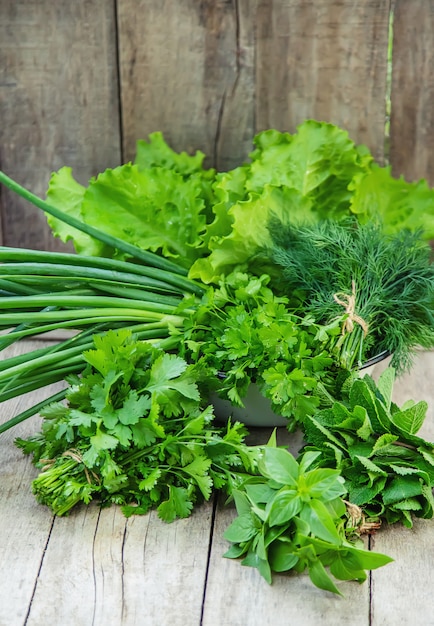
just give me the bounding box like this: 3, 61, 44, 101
0, 171, 206, 433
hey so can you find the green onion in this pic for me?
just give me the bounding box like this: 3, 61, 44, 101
0, 173, 208, 430
0, 172, 190, 277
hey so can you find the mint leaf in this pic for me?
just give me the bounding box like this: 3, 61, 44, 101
382, 476, 424, 505
390, 401, 428, 435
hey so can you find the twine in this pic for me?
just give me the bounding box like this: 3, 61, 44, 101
333, 280, 369, 337
62, 449, 100, 484
343, 500, 381, 534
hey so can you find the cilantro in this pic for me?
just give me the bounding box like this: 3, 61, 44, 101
16, 330, 260, 521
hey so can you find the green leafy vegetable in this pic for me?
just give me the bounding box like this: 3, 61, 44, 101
224, 441, 393, 594
301, 368, 434, 527
350, 164, 434, 239
0, 244, 205, 432
267, 217, 434, 372
46, 134, 215, 266
15, 329, 260, 519
181, 270, 346, 430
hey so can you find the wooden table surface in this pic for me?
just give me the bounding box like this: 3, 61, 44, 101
1, 340, 434, 626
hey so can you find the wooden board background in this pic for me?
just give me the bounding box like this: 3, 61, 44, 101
1, 0, 434, 250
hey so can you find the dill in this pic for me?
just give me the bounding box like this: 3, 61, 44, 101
267, 218, 434, 372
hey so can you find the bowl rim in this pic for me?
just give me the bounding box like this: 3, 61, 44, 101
359, 350, 391, 370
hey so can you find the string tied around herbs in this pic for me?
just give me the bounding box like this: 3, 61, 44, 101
333, 280, 369, 337
62, 448, 100, 485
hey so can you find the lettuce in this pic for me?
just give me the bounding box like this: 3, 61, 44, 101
46, 135, 215, 266
45, 121, 434, 282
350, 164, 434, 239
190, 121, 373, 282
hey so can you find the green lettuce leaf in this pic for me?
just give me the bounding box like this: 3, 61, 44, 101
81, 164, 209, 266
349, 165, 434, 240
189, 185, 312, 282
190, 120, 372, 283
135, 131, 207, 175
247, 121, 372, 212
46, 167, 107, 256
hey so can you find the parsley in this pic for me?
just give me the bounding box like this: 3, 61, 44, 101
182, 271, 346, 430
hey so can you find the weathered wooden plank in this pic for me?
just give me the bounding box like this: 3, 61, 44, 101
255, 0, 391, 161
117, 0, 257, 170
0, 341, 58, 626
370, 519, 434, 626
0, 0, 121, 250
109, 504, 213, 625
371, 350, 434, 625
203, 498, 370, 626
26, 502, 213, 626
389, 0, 434, 185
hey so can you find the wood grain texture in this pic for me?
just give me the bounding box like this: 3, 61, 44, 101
389, 0, 434, 185
255, 0, 391, 161
1, 341, 434, 624
26, 503, 214, 626
0, 343, 57, 626
370, 349, 434, 625
203, 498, 370, 626
0, 0, 121, 250
117, 0, 257, 171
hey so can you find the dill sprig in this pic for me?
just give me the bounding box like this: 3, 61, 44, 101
267, 218, 434, 372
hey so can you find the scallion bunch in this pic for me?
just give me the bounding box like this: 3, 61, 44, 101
0, 172, 204, 433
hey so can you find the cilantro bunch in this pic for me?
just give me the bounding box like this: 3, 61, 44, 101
16, 329, 260, 520
182, 271, 347, 429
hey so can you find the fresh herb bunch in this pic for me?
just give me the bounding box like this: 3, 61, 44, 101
267, 217, 434, 372
181, 270, 349, 430
224, 436, 393, 595
0, 249, 203, 433
301, 368, 434, 527
16, 329, 260, 520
